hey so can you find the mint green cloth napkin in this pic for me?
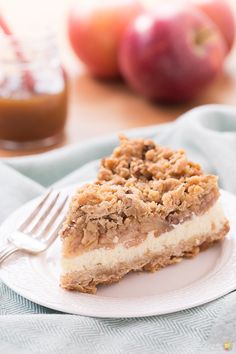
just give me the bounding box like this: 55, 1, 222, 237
1, 104, 236, 354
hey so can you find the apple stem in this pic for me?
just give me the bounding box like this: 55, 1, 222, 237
0, 13, 35, 92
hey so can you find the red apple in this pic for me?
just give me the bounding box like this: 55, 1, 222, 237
68, 0, 143, 78
119, 6, 226, 102
191, 0, 235, 53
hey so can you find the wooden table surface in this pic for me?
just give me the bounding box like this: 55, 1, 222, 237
1, 0, 236, 157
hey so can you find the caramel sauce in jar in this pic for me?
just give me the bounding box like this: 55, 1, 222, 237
0, 83, 68, 146
0, 32, 68, 150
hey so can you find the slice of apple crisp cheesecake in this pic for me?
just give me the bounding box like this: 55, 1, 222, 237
60, 136, 229, 294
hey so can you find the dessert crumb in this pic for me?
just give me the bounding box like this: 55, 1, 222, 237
224, 341, 233, 351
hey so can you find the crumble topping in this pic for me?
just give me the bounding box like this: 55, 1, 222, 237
60, 136, 220, 252
98, 135, 202, 183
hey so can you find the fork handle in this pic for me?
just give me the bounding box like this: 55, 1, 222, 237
0, 244, 19, 265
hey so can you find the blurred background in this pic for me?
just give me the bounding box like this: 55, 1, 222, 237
1, 0, 236, 156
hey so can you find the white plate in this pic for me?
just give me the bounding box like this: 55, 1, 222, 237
0, 185, 235, 318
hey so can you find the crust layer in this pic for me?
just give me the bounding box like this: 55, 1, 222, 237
60, 221, 229, 294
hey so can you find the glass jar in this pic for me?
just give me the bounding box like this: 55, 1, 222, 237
0, 31, 68, 150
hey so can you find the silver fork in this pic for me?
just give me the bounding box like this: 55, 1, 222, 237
0, 190, 69, 265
